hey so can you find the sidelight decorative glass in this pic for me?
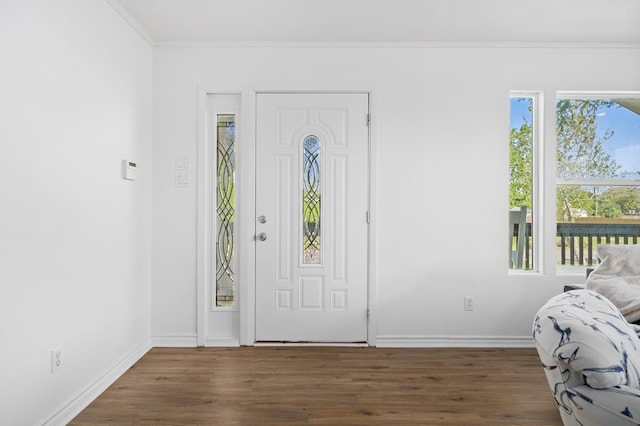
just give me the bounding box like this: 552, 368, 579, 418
303, 135, 321, 264
509, 96, 535, 271
216, 114, 235, 306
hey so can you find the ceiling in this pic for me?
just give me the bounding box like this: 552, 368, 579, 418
109, 0, 640, 45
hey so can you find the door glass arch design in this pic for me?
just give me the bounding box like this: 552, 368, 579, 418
302, 135, 321, 265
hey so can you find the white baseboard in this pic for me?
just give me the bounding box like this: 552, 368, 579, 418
375, 335, 534, 348
151, 334, 198, 347
204, 337, 240, 347
40, 338, 151, 426
152, 334, 241, 347
153, 334, 534, 348
254, 342, 369, 347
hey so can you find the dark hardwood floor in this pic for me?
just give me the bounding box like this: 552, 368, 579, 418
70, 346, 561, 425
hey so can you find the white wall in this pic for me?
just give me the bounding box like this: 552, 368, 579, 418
4, 2, 635, 424
0, 1, 153, 424
152, 44, 640, 346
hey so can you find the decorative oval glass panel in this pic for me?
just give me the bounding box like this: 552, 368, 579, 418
303, 135, 321, 264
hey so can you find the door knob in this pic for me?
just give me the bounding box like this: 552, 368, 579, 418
258, 215, 267, 224
257, 233, 267, 241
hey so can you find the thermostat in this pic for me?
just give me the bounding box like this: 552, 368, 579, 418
122, 160, 137, 180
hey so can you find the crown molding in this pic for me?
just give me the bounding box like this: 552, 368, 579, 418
102, 0, 640, 50
152, 40, 640, 49
105, 0, 155, 46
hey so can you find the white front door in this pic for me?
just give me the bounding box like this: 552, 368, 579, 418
255, 93, 369, 342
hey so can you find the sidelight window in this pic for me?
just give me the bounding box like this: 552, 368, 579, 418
509, 93, 539, 271
215, 114, 236, 306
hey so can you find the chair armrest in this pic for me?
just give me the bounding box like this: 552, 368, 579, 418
572, 385, 640, 424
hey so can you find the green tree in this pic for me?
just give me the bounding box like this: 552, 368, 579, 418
509, 123, 533, 209
557, 187, 597, 219
555, 99, 621, 222
599, 187, 640, 216
510, 99, 623, 221
599, 201, 623, 218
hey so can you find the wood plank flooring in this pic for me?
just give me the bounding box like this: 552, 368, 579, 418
70, 347, 561, 425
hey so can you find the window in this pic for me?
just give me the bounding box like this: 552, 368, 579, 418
555, 94, 640, 272
302, 135, 321, 265
509, 93, 539, 270
215, 114, 236, 307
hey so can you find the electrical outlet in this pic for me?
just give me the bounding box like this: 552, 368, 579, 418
464, 296, 475, 311
51, 348, 62, 373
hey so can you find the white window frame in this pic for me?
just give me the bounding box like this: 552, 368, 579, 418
509, 91, 544, 274
197, 90, 248, 347
554, 91, 640, 275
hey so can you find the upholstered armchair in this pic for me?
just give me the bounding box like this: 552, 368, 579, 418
533, 290, 640, 425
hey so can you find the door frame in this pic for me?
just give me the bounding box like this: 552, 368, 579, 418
197, 84, 378, 346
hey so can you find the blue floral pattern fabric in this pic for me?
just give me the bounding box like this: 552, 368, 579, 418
533, 290, 640, 425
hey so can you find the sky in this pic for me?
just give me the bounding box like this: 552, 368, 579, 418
509, 98, 640, 179
597, 104, 640, 178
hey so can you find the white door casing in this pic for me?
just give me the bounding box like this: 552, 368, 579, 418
255, 93, 369, 342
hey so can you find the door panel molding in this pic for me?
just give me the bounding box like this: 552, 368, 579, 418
255, 92, 368, 343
